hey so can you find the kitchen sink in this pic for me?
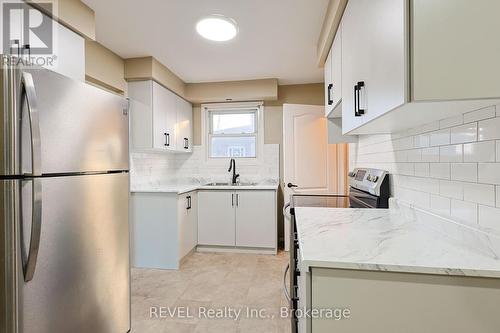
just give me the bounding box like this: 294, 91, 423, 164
205, 182, 258, 186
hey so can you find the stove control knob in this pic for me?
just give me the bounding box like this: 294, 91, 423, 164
371, 176, 379, 183
348, 172, 356, 178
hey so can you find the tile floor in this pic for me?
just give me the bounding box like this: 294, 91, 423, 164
131, 251, 292, 333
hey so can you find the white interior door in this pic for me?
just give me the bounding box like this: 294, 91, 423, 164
283, 104, 330, 198
283, 103, 349, 250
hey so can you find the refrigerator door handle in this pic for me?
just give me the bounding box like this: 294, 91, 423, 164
23, 179, 42, 282
21, 72, 42, 177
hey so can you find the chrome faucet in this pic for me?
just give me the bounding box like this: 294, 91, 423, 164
228, 158, 240, 185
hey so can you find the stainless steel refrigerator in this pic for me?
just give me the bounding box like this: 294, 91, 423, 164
0, 62, 131, 332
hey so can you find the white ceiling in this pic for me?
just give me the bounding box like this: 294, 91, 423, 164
82, 0, 329, 85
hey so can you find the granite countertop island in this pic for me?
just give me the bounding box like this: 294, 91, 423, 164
295, 206, 500, 278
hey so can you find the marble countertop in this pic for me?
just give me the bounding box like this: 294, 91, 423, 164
131, 182, 279, 194
295, 207, 500, 278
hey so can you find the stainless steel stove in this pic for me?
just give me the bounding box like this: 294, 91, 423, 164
285, 168, 390, 333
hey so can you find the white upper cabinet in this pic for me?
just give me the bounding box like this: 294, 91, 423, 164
324, 25, 342, 118
412, 0, 500, 101
176, 97, 193, 152
128, 80, 193, 153
341, 0, 407, 134
324, 48, 333, 116
152, 81, 177, 150
339, 0, 500, 135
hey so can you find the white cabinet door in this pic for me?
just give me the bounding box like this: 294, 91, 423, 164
235, 191, 276, 248
178, 192, 197, 259
198, 191, 235, 246
329, 26, 342, 118
176, 97, 193, 152
152, 81, 177, 150
412, 0, 500, 101
341, 0, 406, 134
341, 0, 370, 133
324, 48, 333, 117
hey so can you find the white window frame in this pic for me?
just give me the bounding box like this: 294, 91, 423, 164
201, 101, 265, 165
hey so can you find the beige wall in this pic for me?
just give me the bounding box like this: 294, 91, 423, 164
316, 0, 347, 67
124, 57, 186, 98
186, 79, 278, 104
85, 40, 127, 94
30, 0, 96, 40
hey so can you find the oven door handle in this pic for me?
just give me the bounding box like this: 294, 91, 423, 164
283, 263, 291, 303
283, 202, 291, 219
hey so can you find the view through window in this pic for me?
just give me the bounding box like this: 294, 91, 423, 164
208, 110, 258, 158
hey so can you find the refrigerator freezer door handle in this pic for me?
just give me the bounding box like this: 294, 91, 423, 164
23, 179, 42, 282
21, 72, 42, 177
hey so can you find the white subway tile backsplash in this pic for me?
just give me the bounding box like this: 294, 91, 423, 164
414, 163, 430, 177
479, 205, 500, 233
439, 180, 464, 200
417, 122, 440, 134
463, 106, 496, 123
463, 141, 495, 162
451, 200, 478, 226
439, 145, 463, 162
440, 115, 463, 129
430, 163, 450, 180
497, 141, 500, 161
393, 137, 414, 151
497, 186, 500, 207
451, 163, 477, 182
478, 163, 500, 185
421, 147, 440, 162
430, 195, 451, 216
430, 129, 450, 146
407, 149, 422, 162
451, 123, 477, 144
463, 183, 495, 206
410, 190, 431, 209
394, 163, 415, 176
479, 117, 500, 141
414, 134, 430, 148
131, 145, 280, 187
351, 108, 500, 233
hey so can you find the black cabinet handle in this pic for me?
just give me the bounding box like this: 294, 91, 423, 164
354, 84, 358, 116
287, 183, 298, 188
355, 81, 365, 117
164, 133, 170, 146
186, 196, 191, 210
184, 138, 189, 150
327, 83, 333, 105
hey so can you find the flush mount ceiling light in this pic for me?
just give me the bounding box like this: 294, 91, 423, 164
196, 15, 238, 42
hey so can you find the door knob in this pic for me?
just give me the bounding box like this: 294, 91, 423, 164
287, 183, 298, 188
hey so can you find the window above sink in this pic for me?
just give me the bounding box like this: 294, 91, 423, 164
201, 102, 265, 164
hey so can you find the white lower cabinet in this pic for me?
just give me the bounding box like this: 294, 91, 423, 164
198, 190, 277, 252
308, 268, 500, 333
235, 191, 276, 248
130, 191, 197, 269
197, 191, 235, 246
178, 192, 198, 259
